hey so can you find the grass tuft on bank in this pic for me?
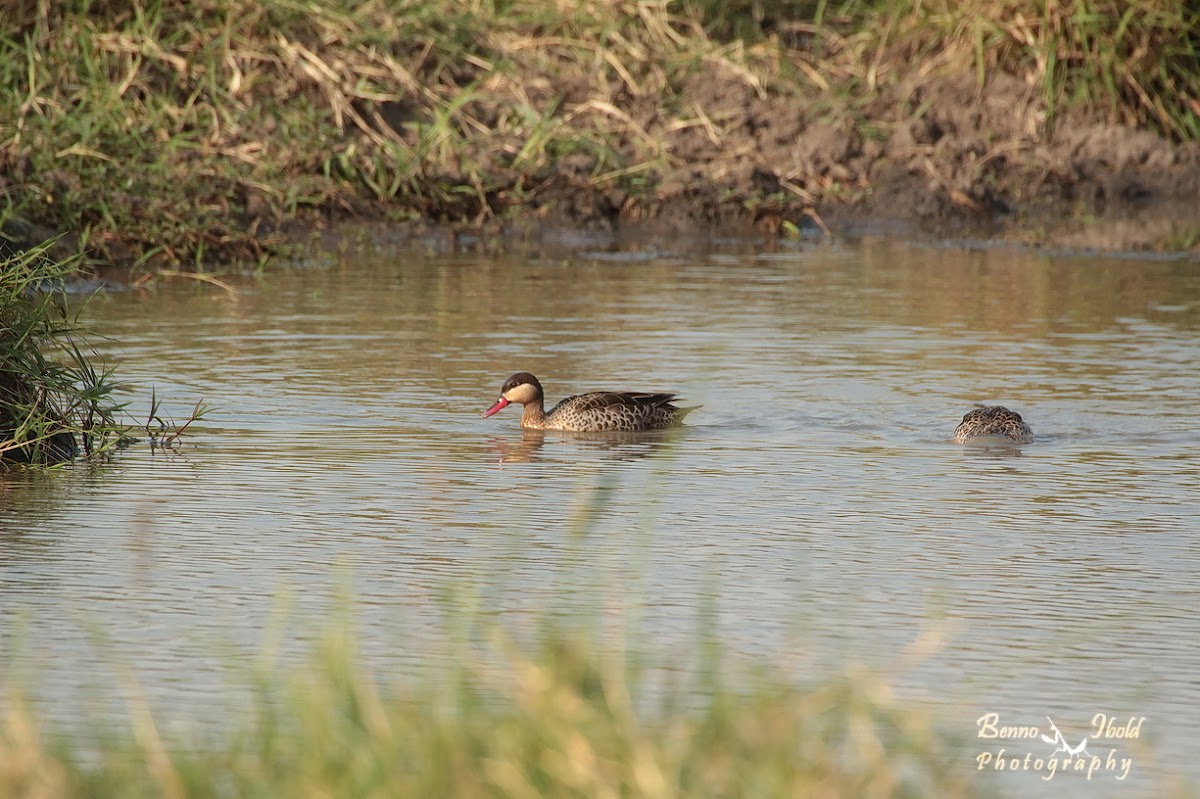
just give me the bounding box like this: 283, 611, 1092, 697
0, 0, 1196, 266
0, 242, 205, 465
829, 0, 1200, 140
0, 242, 127, 464
0, 614, 982, 799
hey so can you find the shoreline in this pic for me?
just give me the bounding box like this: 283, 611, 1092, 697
2, 2, 1198, 268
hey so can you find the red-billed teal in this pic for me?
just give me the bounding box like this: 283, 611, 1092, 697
953, 404, 1034, 444
481, 372, 694, 431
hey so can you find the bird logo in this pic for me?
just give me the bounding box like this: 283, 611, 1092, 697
1041, 717, 1090, 757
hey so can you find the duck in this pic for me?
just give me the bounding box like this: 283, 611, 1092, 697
481, 372, 694, 432
953, 404, 1034, 444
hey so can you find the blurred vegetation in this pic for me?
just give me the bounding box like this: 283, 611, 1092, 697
0, 608, 984, 799
0, 0, 1195, 267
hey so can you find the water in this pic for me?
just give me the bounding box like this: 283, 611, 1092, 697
2, 234, 1198, 796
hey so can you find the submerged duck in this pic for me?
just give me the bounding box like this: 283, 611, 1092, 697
481, 372, 693, 432
953, 405, 1034, 444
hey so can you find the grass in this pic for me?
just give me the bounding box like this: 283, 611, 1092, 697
0, 0, 1196, 267
0, 606, 984, 799
0, 241, 126, 463
825, 0, 1200, 139
0, 241, 204, 465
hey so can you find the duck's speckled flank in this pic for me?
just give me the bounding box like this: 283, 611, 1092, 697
953, 405, 1034, 444
483, 372, 692, 432
540, 390, 682, 431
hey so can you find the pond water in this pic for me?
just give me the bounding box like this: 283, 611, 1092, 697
2, 232, 1198, 796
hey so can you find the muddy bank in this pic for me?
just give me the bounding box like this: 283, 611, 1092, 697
300, 68, 1200, 255
501, 70, 1200, 253
3, 2, 1198, 265
11, 67, 1200, 260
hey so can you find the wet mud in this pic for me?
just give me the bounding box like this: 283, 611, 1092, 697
510, 70, 1200, 253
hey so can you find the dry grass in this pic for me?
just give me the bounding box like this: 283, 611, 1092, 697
0, 0, 782, 264
0, 0, 1195, 266
825, 0, 1200, 138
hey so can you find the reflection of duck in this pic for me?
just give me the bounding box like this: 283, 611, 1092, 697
481, 372, 695, 432
953, 405, 1034, 444
490, 428, 676, 464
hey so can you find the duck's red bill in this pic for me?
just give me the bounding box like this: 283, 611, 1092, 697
481, 397, 509, 418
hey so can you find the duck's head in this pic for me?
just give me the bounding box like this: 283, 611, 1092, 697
481, 372, 544, 418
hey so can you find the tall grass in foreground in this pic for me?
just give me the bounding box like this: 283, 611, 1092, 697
0, 614, 982, 799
